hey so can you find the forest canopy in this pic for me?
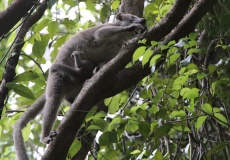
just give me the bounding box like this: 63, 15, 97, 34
0, 0, 230, 159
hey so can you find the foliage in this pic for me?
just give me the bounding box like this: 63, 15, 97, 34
0, 0, 230, 160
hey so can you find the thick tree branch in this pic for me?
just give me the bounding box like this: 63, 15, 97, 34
42, 0, 194, 159
120, 0, 144, 17
0, 0, 35, 37
0, 1, 48, 118
71, 1, 146, 159
109, 0, 217, 96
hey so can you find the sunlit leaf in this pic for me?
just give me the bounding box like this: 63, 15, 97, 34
214, 113, 228, 127
142, 48, 153, 66
130, 150, 141, 155
180, 88, 199, 99
172, 76, 188, 90
125, 120, 139, 133
170, 110, 186, 118
195, 115, 208, 130
13, 71, 38, 82
133, 46, 146, 62
32, 40, 46, 58
67, 140, 82, 159
149, 54, 162, 67
48, 21, 58, 38
187, 48, 200, 55
111, 0, 120, 10
202, 103, 212, 114
7, 82, 35, 99
22, 123, 31, 141
168, 53, 180, 65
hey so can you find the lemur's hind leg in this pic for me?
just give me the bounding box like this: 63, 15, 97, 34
40, 64, 89, 144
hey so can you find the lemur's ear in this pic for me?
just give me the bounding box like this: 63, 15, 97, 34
116, 12, 123, 21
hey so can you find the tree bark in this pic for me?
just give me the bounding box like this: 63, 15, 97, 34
0, 0, 34, 37
0, 1, 48, 118
42, 0, 203, 159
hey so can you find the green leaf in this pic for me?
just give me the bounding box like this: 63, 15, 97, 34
34, 18, 50, 32
133, 46, 146, 62
214, 113, 228, 127
108, 116, 121, 130
187, 48, 200, 55
32, 40, 46, 58
172, 76, 188, 90
152, 150, 163, 160
130, 150, 141, 155
138, 122, 151, 138
167, 40, 176, 47
7, 82, 35, 99
87, 125, 101, 131
208, 64, 218, 74
189, 32, 198, 40
93, 118, 109, 132
159, 4, 172, 16
197, 73, 207, 80
22, 123, 31, 141
195, 115, 208, 130
151, 41, 159, 47
85, 106, 97, 122
154, 124, 173, 141
86, 0, 97, 12
168, 53, 180, 65
100, 5, 110, 22
149, 54, 162, 67
0, 125, 2, 137
161, 45, 168, 51
180, 88, 199, 99
188, 40, 198, 47
104, 97, 112, 106
149, 104, 159, 114
125, 120, 139, 133
99, 131, 118, 146
13, 71, 38, 82
152, 89, 163, 105
142, 48, 153, 66
108, 94, 124, 114
213, 107, 221, 113
67, 139, 82, 160
202, 103, 212, 114
111, 0, 120, 10
48, 21, 58, 38
207, 142, 227, 156
170, 110, 186, 118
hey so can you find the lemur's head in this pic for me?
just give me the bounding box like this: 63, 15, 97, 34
116, 12, 146, 34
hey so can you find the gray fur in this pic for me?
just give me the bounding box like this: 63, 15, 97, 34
13, 12, 146, 160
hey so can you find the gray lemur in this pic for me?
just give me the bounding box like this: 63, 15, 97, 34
13, 12, 146, 160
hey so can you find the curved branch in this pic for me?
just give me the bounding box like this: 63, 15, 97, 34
109, 0, 217, 96
42, 0, 193, 159
0, 0, 35, 36
0, 0, 48, 118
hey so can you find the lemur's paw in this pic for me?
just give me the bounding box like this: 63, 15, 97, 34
41, 131, 57, 144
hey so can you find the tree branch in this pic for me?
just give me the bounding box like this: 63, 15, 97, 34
0, 0, 35, 37
0, 0, 48, 118
42, 0, 194, 159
